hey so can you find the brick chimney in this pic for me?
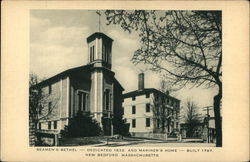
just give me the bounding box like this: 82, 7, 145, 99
138, 73, 144, 90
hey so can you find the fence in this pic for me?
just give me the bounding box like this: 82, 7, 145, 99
29, 115, 36, 146
131, 132, 168, 140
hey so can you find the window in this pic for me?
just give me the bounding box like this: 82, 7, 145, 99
132, 96, 136, 101
48, 121, 51, 130
54, 121, 57, 129
146, 118, 150, 127
39, 123, 41, 130
78, 91, 88, 111
48, 85, 52, 94
104, 89, 111, 110
106, 47, 109, 63
132, 119, 136, 128
102, 44, 110, 63
103, 44, 106, 60
110, 93, 112, 108
146, 93, 150, 98
48, 102, 52, 112
90, 47, 92, 61
132, 106, 136, 114
78, 92, 82, 111
146, 103, 150, 112
90, 46, 95, 62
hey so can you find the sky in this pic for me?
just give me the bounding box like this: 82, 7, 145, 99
30, 10, 218, 116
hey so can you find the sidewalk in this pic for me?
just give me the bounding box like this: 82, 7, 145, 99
76, 137, 216, 147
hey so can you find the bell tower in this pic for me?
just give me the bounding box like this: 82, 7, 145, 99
87, 32, 113, 69
87, 32, 114, 132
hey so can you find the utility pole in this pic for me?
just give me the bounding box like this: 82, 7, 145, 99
105, 110, 112, 145
107, 110, 110, 145
203, 106, 212, 143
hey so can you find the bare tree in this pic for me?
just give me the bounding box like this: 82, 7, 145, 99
29, 73, 59, 133
105, 10, 222, 146
151, 80, 176, 134
183, 100, 203, 137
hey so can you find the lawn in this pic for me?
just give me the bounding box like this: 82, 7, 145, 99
58, 136, 104, 146
58, 136, 142, 146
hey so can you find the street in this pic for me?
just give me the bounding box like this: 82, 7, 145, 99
79, 137, 216, 147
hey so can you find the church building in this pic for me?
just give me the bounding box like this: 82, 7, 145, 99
32, 32, 124, 136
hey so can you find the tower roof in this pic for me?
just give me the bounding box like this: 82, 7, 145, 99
86, 32, 113, 43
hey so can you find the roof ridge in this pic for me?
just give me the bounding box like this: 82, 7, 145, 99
31, 64, 91, 87
123, 88, 180, 101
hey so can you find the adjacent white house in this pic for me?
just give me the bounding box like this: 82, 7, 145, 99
122, 73, 181, 137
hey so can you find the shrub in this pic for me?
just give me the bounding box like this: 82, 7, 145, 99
61, 111, 102, 138
112, 117, 130, 136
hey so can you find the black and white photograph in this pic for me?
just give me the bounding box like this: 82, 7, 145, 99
1, 1, 249, 161
29, 10, 222, 147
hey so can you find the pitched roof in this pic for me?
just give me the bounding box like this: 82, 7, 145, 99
32, 64, 124, 91
32, 64, 91, 88
123, 88, 180, 102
